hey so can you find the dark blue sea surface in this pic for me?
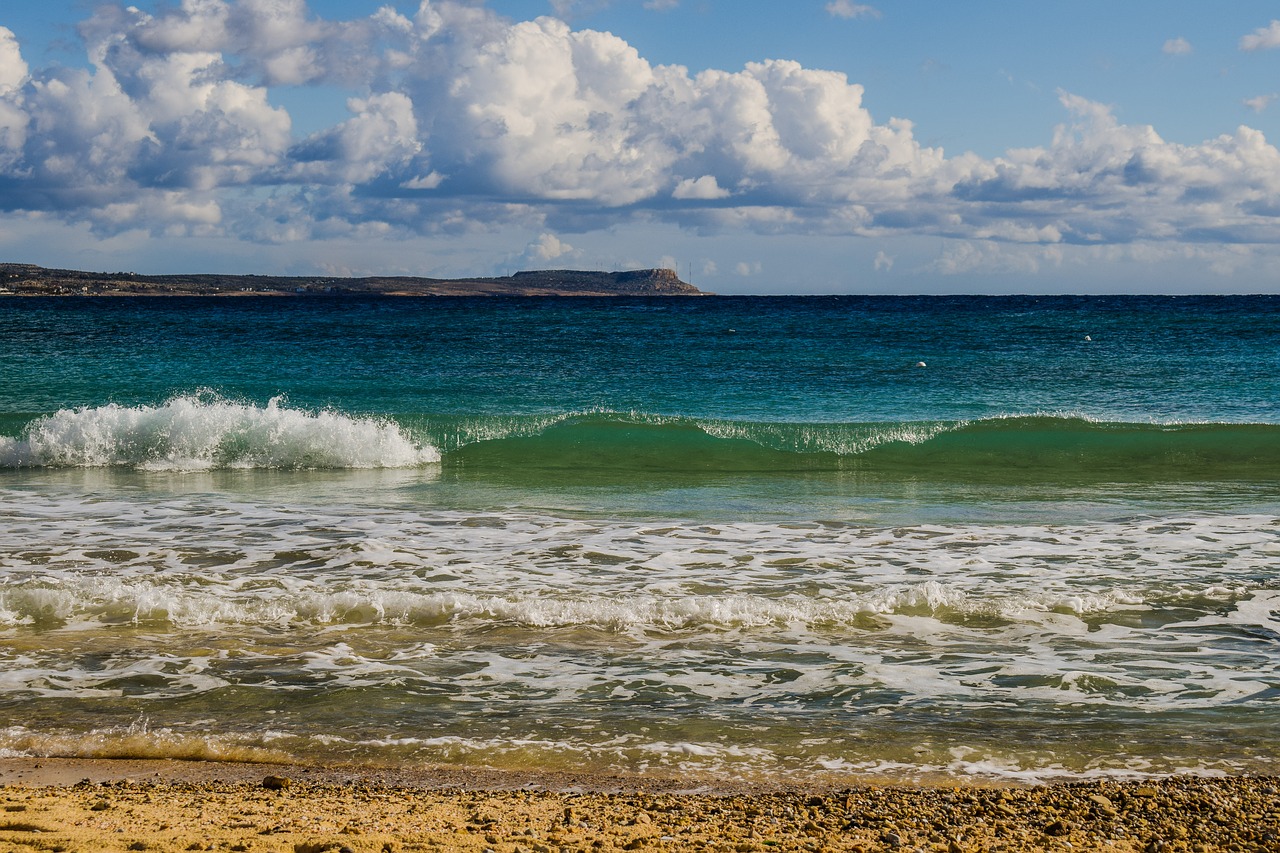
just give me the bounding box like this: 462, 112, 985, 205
0, 295, 1277, 782
4, 294, 1278, 422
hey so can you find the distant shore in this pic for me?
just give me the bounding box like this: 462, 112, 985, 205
0, 263, 708, 297
2, 759, 1278, 851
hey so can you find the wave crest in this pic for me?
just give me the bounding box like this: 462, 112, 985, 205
0, 394, 440, 471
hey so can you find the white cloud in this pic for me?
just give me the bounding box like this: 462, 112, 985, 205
521, 232, 579, 264
0, 0, 1279, 264
643, 0, 680, 10
0, 27, 28, 95
945, 90, 1280, 246
735, 260, 763, 275
288, 92, 421, 184
1245, 94, 1277, 113
412, 14, 675, 206
0, 28, 29, 166
673, 175, 731, 199
873, 250, 894, 271
401, 171, 444, 190
1240, 20, 1280, 51
825, 2, 881, 20
1162, 37, 1192, 56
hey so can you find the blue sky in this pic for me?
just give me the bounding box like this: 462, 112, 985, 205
3, 1, 1280, 292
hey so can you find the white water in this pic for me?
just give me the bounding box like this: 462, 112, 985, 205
0, 395, 440, 470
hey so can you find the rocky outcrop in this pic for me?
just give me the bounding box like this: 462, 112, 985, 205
0, 263, 709, 297
508, 268, 702, 295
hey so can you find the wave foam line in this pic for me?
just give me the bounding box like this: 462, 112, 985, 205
0, 394, 440, 471
0, 582, 1151, 631
0, 725, 292, 764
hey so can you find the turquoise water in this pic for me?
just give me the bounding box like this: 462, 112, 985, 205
1, 295, 1278, 783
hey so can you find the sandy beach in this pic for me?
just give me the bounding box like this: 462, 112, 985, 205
1, 759, 1276, 852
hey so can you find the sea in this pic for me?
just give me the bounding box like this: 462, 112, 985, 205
0, 294, 1277, 785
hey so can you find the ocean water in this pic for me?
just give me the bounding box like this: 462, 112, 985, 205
0, 294, 1277, 784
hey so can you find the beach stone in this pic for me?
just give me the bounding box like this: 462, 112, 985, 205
262, 776, 291, 791
294, 842, 347, 853
1044, 819, 1070, 836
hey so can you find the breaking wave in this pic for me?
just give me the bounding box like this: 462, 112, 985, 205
0, 394, 440, 471
4, 401, 1279, 479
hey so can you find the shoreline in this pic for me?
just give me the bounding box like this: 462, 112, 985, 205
0, 264, 707, 297
1, 757, 796, 796
1, 759, 1277, 851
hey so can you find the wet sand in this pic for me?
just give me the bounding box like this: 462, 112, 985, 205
1, 759, 1277, 851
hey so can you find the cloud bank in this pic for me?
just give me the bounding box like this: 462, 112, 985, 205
1, 0, 1280, 260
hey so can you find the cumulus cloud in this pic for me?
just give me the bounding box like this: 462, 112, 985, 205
826, 2, 882, 20
1240, 20, 1280, 51
520, 232, 579, 265
287, 92, 421, 184
946, 90, 1280, 246
1162, 37, 1192, 56
673, 175, 731, 200
0, 0, 1278, 258
0, 27, 27, 95
0, 27, 29, 167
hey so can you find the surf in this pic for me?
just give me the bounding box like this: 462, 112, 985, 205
5, 401, 1280, 481
0, 393, 440, 471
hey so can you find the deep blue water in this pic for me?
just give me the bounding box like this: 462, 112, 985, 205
3, 294, 1277, 422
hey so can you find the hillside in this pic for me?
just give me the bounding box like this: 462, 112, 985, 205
0, 264, 708, 297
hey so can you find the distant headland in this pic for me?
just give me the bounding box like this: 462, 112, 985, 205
0, 263, 708, 297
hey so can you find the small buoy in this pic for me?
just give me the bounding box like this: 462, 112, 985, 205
1084, 335, 1092, 341
915, 361, 927, 368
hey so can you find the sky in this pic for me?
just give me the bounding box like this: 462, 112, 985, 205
3, 2, 1280, 293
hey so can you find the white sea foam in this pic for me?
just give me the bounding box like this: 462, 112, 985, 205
2, 486, 1278, 781
0, 394, 440, 470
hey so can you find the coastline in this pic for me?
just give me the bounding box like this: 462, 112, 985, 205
1, 759, 1277, 852
0, 264, 708, 297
